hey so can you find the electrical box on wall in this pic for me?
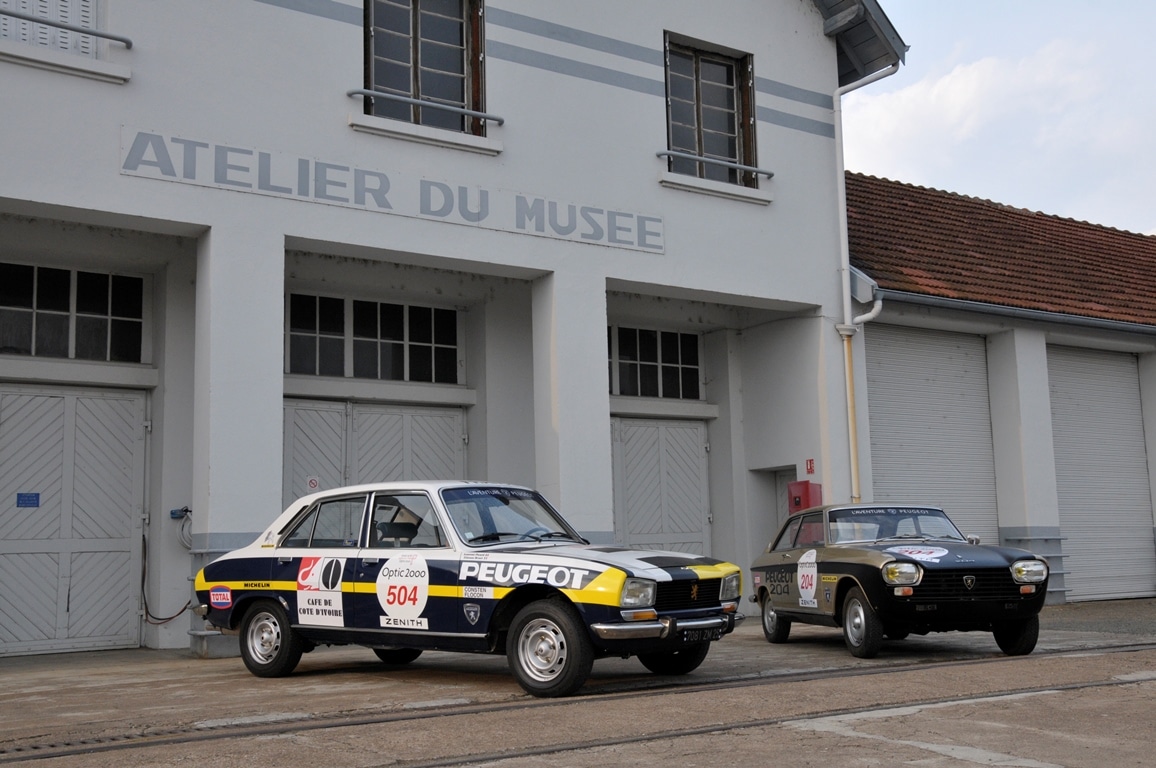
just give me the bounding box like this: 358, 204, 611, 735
788, 480, 822, 514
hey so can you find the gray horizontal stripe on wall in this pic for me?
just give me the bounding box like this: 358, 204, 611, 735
487, 40, 666, 97
756, 76, 833, 109
252, 0, 360, 25
487, 7, 664, 67
757, 106, 835, 138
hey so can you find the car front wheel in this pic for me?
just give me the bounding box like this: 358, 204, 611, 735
637, 642, 710, 675
761, 595, 792, 643
507, 599, 594, 697
842, 587, 883, 658
239, 600, 304, 677
993, 615, 1039, 656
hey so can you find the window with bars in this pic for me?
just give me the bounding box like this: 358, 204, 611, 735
664, 37, 756, 187
608, 326, 701, 400
364, 0, 485, 134
0, 0, 96, 58
288, 293, 459, 384
0, 261, 144, 362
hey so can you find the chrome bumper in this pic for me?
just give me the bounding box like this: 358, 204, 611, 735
590, 611, 744, 641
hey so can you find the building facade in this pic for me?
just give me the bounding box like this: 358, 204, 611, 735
0, 0, 905, 655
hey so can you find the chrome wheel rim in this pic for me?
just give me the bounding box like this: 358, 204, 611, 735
247, 611, 282, 664
517, 617, 567, 683
845, 599, 866, 647
762, 600, 778, 634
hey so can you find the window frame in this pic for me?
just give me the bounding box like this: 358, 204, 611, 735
607, 325, 703, 401
664, 34, 757, 188
364, 0, 487, 136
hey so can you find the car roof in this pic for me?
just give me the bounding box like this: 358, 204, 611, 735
791, 503, 946, 515
280, 480, 535, 514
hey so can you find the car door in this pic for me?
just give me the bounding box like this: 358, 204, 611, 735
349, 492, 464, 645
269, 493, 368, 631
762, 512, 826, 617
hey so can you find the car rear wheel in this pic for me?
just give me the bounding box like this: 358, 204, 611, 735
239, 599, 304, 677
373, 648, 423, 665
507, 599, 594, 698
842, 587, 883, 658
993, 615, 1039, 656
761, 595, 792, 643
637, 642, 710, 675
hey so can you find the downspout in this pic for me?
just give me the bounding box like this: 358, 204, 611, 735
834, 63, 899, 503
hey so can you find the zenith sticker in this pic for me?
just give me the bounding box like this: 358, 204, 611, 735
378, 554, 430, 630
297, 557, 346, 626
458, 561, 594, 589
886, 546, 949, 563
209, 586, 232, 609
797, 549, 818, 608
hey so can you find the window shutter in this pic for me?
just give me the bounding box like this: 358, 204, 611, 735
0, 0, 96, 57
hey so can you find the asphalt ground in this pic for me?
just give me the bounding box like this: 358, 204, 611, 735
1, 596, 1153, 766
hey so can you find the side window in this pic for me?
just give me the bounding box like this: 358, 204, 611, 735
371, 493, 446, 548
664, 36, 757, 187
365, 0, 486, 135
772, 517, 803, 552
282, 496, 367, 548
795, 514, 825, 548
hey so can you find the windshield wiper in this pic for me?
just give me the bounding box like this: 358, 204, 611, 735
538, 531, 579, 541
469, 531, 520, 543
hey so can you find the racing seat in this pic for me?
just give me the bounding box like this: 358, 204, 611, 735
375, 521, 418, 547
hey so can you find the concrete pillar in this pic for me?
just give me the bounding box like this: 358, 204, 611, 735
531, 268, 613, 540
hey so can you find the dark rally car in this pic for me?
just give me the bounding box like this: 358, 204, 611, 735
750, 504, 1049, 658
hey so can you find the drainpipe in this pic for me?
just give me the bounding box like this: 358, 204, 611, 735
833, 63, 899, 503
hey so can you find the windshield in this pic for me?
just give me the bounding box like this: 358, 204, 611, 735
440, 486, 583, 546
828, 507, 965, 544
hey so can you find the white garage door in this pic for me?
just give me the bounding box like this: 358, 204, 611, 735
0, 385, 146, 656
864, 325, 1000, 543
611, 418, 710, 554
1048, 346, 1156, 600
283, 400, 466, 507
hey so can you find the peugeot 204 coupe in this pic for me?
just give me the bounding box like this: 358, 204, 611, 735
750, 504, 1049, 658
194, 481, 743, 697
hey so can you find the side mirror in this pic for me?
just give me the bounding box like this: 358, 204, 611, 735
966, 535, 981, 545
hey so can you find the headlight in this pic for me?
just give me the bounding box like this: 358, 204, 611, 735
720, 572, 741, 601
881, 561, 922, 586
1011, 559, 1048, 584
620, 578, 656, 608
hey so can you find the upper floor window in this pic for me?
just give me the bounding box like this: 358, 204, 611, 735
664, 36, 756, 187
609, 326, 701, 400
0, 261, 144, 363
0, 0, 96, 58
365, 0, 486, 135
287, 293, 460, 385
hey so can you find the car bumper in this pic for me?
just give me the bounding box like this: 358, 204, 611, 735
590, 610, 744, 640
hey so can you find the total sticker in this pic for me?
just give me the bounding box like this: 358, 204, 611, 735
886, 546, 949, 563
377, 554, 430, 629
798, 549, 818, 608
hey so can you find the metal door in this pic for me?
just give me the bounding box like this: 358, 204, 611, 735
0, 386, 146, 656
611, 418, 710, 554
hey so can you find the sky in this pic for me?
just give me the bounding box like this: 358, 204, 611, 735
842, 1, 1156, 236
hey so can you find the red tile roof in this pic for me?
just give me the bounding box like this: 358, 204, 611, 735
846, 172, 1156, 326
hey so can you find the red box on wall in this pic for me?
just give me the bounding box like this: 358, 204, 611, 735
788, 480, 822, 514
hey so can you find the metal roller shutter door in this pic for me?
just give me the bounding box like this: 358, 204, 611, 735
864, 325, 999, 543
1048, 346, 1156, 600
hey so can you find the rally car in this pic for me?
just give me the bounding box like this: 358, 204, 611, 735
194, 481, 743, 697
750, 504, 1049, 658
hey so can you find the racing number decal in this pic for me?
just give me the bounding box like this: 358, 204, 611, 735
797, 549, 818, 608
377, 554, 430, 629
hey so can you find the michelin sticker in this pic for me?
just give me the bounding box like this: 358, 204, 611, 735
378, 554, 430, 629
297, 557, 346, 626
886, 546, 949, 563
797, 549, 818, 608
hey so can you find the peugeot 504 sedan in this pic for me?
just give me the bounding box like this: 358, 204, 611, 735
194, 481, 743, 697
750, 504, 1049, 658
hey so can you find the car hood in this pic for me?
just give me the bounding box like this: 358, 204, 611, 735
848, 540, 1041, 569
467, 542, 736, 581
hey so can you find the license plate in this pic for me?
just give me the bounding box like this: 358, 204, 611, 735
681, 627, 723, 643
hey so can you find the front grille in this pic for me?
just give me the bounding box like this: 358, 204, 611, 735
913, 568, 1023, 601
655, 578, 721, 611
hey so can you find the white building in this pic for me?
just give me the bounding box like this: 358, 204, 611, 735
0, 0, 910, 656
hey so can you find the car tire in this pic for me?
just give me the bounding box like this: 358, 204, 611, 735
373, 648, 423, 665
506, 599, 594, 698
239, 599, 305, 677
761, 596, 792, 643
842, 587, 883, 659
637, 642, 710, 675
993, 615, 1039, 656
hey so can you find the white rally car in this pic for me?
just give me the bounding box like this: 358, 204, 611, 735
194, 481, 743, 697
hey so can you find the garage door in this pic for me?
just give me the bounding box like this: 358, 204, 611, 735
283, 400, 466, 507
611, 418, 710, 554
864, 325, 999, 543
0, 385, 146, 656
1048, 346, 1156, 600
